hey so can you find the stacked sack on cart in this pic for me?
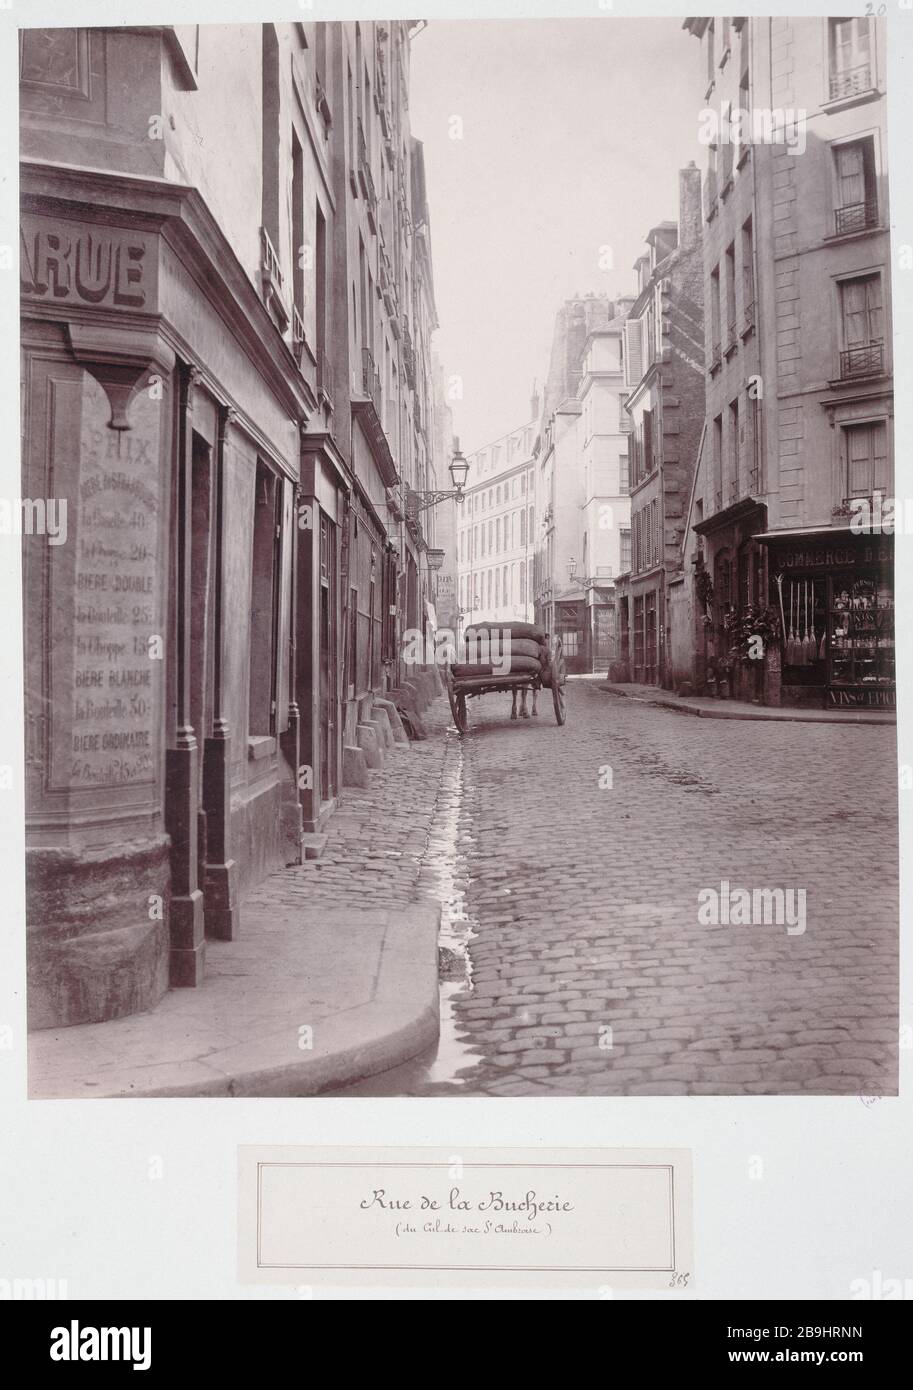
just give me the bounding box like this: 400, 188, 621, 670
451, 621, 552, 685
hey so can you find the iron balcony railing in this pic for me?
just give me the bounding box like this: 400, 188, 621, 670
362, 348, 381, 413
835, 199, 878, 236
316, 347, 331, 399
840, 341, 884, 379
829, 62, 873, 101
357, 119, 377, 210
742, 299, 756, 333
259, 225, 288, 330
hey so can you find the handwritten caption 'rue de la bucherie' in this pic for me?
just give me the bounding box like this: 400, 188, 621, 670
360, 1188, 575, 1237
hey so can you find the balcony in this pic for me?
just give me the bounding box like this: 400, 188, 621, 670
259, 226, 288, 332
839, 341, 884, 380
710, 339, 722, 373
725, 318, 737, 354
357, 120, 378, 231
291, 304, 306, 364
829, 63, 873, 102
352, 347, 397, 488
742, 299, 756, 336
361, 347, 381, 413
314, 74, 332, 131
834, 200, 878, 237
316, 346, 331, 407
402, 319, 416, 389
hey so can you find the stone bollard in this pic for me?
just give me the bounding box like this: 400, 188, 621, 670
356, 723, 384, 769
402, 678, 427, 712
373, 697, 409, 746
387, 687, 428, 740
366, 711, 391, 756
343, 744, 370, 788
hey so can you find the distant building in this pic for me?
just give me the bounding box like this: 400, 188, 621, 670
613, 165, 705, 690
533, 297, 631, 672
456, 406, 539, 630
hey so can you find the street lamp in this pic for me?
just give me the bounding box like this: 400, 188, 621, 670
406, 438, 470, 514
567, 556, 578, 582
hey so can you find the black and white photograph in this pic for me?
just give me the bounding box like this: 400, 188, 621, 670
18, 12, 899, 1105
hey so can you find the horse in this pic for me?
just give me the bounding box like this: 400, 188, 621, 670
509, 684, 538, 720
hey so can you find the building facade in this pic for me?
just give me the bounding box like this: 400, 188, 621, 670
456, 411, 538, 631
683, 15, 893, 708
533, 297, 631, 672
20, 20, 443, 1029
614, 165, 706, 690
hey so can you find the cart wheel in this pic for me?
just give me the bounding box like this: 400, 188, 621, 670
446, 666, 468, 734
551, 639, 567, 726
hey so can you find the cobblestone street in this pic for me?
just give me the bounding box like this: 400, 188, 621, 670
334, 679, 898, 1097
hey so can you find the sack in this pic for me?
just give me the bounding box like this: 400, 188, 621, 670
465, 621, 547, 643
452, 654, 543, 678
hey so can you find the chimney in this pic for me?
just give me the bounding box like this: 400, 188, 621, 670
529, 380, 541, 422
679, 162, 702, 250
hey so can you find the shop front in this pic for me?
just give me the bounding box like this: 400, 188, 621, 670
552, 595, 589, 675
757, 528, 895, 710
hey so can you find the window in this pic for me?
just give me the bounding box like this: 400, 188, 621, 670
843, 421, 888, 499
520, 508, 527, 546
486, 569, 492, 608
748, 394, 761, 493
495, 516, 501, 553
839, 274, 884, 378
291, 129, 305, 330
519, 560, 527, 604
710, 265, 721, 362
642, 408, 655, 479
488, 518, 493, 552
833, 138, 877, 235
623, 317, 645, 388
729, 397, 740, 502
713, 413, 723, 510
495, 568, 500, 607
620, 528, 632, 573
741, 218, 755, 329
496, 485, 501, 506
619, 453, 629, 495
724, 242, 737, 346
503, 565, 509, 605
828, 18, 873, 102
527, 504, 534, 540
480, 521, 486, 557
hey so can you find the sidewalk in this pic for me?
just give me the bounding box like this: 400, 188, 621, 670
29, 698, 453, 1100
597, 681, 895, 726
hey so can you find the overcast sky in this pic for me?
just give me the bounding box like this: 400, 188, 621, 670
410, 17, 706, 456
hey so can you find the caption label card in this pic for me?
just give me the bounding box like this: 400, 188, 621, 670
238, 1146, 693, 1289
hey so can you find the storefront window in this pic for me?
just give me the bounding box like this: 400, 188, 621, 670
829, 573, 894, 704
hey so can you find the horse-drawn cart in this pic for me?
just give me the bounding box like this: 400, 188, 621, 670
445, 634, 568, 735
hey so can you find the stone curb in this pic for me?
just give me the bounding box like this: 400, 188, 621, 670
597, 684, 895, 727
29, 903, 443, 1100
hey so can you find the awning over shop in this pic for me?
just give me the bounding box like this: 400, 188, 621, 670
752, 525, 856, 542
